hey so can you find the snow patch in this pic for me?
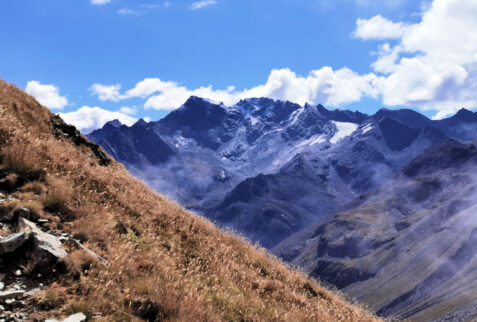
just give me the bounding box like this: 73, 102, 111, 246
330, 121, 358, 144
289, 107, 305, 127
361, 123, 373, 134
247, 115, 260, 126
297, 134, 326, 147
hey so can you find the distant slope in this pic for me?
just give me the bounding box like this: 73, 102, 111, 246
90, 98, 456, 248
273, 139, 477, 321
0, 79, 378, 321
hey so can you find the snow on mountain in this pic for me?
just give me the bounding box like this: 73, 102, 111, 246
330, 121, 359, 144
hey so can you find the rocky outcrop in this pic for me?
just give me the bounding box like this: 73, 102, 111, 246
51, 115, 111, 166
18, 217, 67, 261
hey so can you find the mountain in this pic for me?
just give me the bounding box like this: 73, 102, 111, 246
89, 97, 468, 248
273, 139, 477, 321
0, 79, 378, 321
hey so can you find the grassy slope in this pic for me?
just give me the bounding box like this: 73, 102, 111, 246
0, 79, 378, 321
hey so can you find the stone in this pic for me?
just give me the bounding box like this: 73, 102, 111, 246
64, 313, 87, 322
0, 290, 24, 300
14, 270, 21, 277
0, 283, 3, 291
46, 313, 87, 322
18, 218, 67, 261
24, 288, 40, 296
0, 232, 27, 255
73, 239, 108, 266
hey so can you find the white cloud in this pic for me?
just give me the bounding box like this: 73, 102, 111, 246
25, 81, 68, 110
190, 0, 217, 10
90, 0, 111, 5
119, 106, 137, 115
92, 68, 377, 111
59, 106, 137, 134
361, 0, 477, 118
163, 1, 172, 8
354, 15, 411, 40
89, 83, 122, 102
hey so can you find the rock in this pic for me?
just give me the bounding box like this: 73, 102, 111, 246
18, 218, 67, 262
0, 283, 3, 291
24, 288, 40, 297
13, 270, 21, 277
46, 313, 87, 322
0, 290, 24, 300
0, 232, 27, 254
73, 239, 108, 266
64, 313, 87, 322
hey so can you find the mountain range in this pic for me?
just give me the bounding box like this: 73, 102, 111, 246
89, 97, 477, 320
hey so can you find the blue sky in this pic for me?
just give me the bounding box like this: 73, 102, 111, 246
1, 0, 476, 132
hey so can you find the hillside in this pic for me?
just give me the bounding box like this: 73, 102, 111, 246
0, 79, 378, 320
273, 140, 477, 321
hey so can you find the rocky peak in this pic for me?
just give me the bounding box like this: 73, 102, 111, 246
452, 108, 477, 122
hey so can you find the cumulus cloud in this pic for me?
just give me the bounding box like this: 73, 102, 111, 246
25, 81, 68, 110
361, 0, 477, 118
89, 83, 122, 102
59, 106, 137, 134
190, 0, 217, 10
354, 15, 411, 40
91, 0, 111, 5
91, 68, 378, 111
119, 106, 137, 115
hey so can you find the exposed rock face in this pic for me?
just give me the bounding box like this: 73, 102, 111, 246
0, 232, 27, 254
51, 115, 111, 166
18, 217, 67, 261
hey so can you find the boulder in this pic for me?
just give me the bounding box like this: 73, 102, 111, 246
0, 232, 27, 254
18, 218, 67, 261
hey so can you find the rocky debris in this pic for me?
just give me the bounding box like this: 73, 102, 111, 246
18, 218, 67, 261
51, 115, 111, 166
0, 232, 27, 255
46, 312, 87, 322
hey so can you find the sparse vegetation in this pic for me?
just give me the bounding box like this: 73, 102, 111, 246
0, 79, 379, 321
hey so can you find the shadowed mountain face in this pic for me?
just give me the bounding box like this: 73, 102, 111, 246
273, 140, 477, 321
89, 98, 477, 249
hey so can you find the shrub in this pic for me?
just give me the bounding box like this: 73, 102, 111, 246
0, 144, 45, 181
62, 250, 97, 277
22, 181, 46, 195
33, 286, 66, 309
22, 200, 43, 220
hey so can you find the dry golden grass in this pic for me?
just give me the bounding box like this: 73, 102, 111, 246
0, 79, 380, 321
